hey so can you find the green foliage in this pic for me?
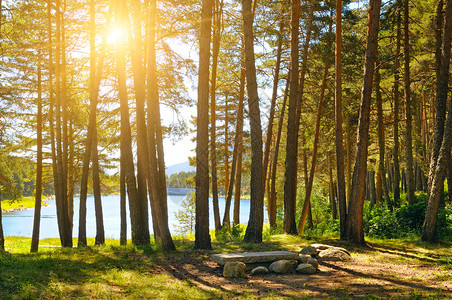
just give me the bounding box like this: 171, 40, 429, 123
363, 193, 452, 241
174, 192, 196, 236
166, 171, 195, 189
215, 224, 245, 243
364, 202, 401, 239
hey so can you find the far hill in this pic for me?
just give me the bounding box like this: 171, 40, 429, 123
166, 161, 195, 176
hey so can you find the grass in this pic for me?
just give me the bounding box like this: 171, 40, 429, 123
1, 196, 50, 212
1, 237, 221, 299
1, 235, 451, 299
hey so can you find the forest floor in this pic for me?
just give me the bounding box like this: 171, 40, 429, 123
1, 235, 451, 299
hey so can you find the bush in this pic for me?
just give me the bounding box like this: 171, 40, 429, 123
363, 192, 452, 240
215, 224, 245, 243
395, 197, 426, 235
364, 202, 402, 239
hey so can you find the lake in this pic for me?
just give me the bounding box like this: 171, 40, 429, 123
2, 192, 258, 239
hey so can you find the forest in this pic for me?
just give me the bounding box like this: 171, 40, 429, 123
0, 0, 451, 298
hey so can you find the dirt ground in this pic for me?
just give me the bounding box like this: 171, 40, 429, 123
153, 241, 452, 299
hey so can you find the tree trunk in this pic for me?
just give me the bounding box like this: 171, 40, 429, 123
328, 154, 338, 220
270, 73, 290, 228
422, 0, 451, 242
146, 0, 175, 250
31, 51, 43, 253
120, 153, 127, 246
393, 4, 401, 207
232, 59, 246, 225
115, 0, 148, 246
242, 0, 264, 243
210, 0, 222, 232
376, 65, 391, 210
194, 0, 214, 250
335, 0, 347, 239
403, 0, 415, 205
78, 0, 110, 246
54, 0, 71, 248
346, 0, 381, 244
0, 196, 3, 250
130, 0, 151, 245
283, 0, 301, 235
263, 20, 284, 219
92, 131, 105, 245
429, 0, 450, 194
233, 48, 246, 226
298, 65, 328, 233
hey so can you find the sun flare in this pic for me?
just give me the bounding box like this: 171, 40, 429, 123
106, 27, 124, 44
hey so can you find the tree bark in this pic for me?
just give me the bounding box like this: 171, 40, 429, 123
422, 0, 451, 242
242, 0, 264, 243
328, 154, 338, 220
345, 0, 381, 244
403, 0, 415, 205
31, 51, 43, 253
115, 0, 148, 246
194, 0, 214, 250
78, 0, 110, 246
375, 64, 391, 210
233, 50, 246, 226
54, 0, 71, 248
393, 4, 402, 207
146, 0, 175, 250
270, 73, 289, 228
283, 0, 301, 235
210, 0, 222, 232
120, 153, 127, 246
298, 66, 328, 233
130, 0, 151, 245
429, 0, 450, 194
263, 20, 284, 219
335, 0, 347, 239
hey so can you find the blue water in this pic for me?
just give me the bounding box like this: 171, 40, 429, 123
2, 193, 255, 239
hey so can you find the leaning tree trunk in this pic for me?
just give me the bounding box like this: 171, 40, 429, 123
298, 65, 328, 233
263, 20, 284, 217
78, 1, 110, 247
194, 0, 214, 250
422, 0, 451, 243
269, 72, 289, 229
146, 0, 175, 250
346, 0, 381, 244
116, 0, 148, 246
242, 0, 264, 243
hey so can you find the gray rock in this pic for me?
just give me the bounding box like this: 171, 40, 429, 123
310, 244, 351, 256
212, 251, 299, 266
269, 260, 295, 274
299, 246, 319, 256
318, 249, 352, 261
307, 257, 319, 269
299, 254, 311, 263
250, 266, 269, 275
223, 262, 246, 278
310, 243, 333, 250
296, 263, 317, 274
